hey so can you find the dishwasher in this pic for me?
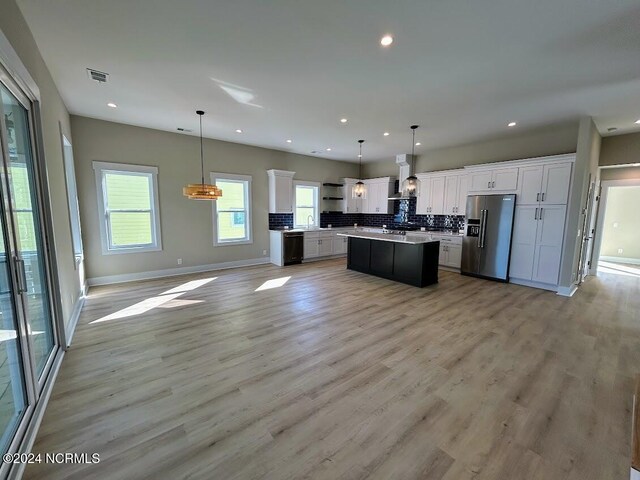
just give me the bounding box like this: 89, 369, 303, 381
283, 231, 303, 265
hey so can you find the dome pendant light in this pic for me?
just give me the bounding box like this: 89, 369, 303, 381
183, 110, 223, 200
352, 140, 367, 199
402, 125, 420, 197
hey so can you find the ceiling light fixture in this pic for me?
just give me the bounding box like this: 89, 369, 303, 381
235, 129, 243, 133
286, 139, 292, 143
508, 122, 517, 127
107, 102, 117, 108
415, 142, 421, 146
340, 118, 348, 124
183, 110, 222, 201
383, 132, 390, 136
380, 35, 393, 46
402, 125, 420, 197
635, 119, 640, 125
353, 140, 367, 199
326, 148, 332, 151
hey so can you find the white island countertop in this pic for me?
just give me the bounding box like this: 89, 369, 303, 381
337, 231, 439, 245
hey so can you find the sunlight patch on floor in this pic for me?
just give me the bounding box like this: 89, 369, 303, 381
598, 261, 640, 278
90, 277, 216, 324
255, 276, 291, 292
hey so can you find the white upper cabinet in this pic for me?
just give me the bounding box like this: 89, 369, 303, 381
540, 162, 572, 205
416, 174, 445, 214
468, 167, 518, 193
517, 162, 572, 206
518, 165, 545, 205
342, 178, 362, 214
417, 171, 466, 216
362, 178, 394, 214
267, 169, 295, 213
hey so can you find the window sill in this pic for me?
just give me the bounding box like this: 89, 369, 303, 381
214, 239, 253, 247
101, 245, 162, 255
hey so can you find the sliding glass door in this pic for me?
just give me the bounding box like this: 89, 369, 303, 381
1, 85, 55, 378
0, 68, 59, 464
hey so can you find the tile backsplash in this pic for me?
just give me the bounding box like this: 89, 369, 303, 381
318, 198, 465, 230
268, 213, 293, 229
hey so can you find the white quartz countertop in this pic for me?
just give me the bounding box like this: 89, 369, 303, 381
337, 231, 438, 244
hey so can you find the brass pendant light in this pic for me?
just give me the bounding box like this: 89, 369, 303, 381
183, 110, 223, 200
352, 139, 367, 199
402, 125, 420, 197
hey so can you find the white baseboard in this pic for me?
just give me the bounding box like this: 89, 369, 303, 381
556, 284, 578, 297
65, 295, 85, 348
599, 256, 640, 265
87, 257, 270, 286
510, 277, 559, 293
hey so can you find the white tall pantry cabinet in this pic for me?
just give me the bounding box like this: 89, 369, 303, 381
508, 158, 573, 289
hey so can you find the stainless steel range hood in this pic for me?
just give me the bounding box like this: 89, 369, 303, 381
387, 154, 414, 200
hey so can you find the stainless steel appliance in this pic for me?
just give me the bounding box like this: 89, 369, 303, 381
283, 231, 303, 265
461, 194, 516, 281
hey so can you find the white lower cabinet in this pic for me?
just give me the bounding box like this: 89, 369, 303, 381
332, 235, 348, 254
510, 204, 567, 286
431, 235, 462, 269
303, 230, 348, 260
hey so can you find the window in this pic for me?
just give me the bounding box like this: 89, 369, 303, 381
294, 182, 320, 228
93, 162, 161, 254
211, 173, 252, 245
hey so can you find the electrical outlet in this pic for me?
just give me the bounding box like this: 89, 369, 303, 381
617, 248, 623, 254
177, 258, 183, 265
262, 250, 267, 256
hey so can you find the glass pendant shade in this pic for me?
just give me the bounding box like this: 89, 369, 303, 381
352, 180, 366, 199
183, 183, 222, 200
184, 110, 222, 200
402, 174, 420, 197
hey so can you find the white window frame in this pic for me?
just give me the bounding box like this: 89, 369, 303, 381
293, 181, 320, 228
211, 172, 253, 246
61, 134, 83, 263
93, 161, 162, 255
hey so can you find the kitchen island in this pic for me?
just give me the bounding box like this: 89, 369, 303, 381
337, 231, 440, 287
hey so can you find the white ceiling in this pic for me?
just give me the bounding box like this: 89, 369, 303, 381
16, 0, 640, 162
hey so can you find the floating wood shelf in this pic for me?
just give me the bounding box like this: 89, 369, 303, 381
322, 182, 344, 187
322, 197, 344, 200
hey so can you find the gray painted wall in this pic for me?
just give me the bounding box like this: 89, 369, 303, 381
363, 122, 579, 178
71, 116, 359, 281
599, 132, 640, 167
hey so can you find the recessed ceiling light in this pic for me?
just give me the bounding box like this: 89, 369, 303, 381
415, 142, 421, 146
383, 132, 390, 136
235, 129, 243, 133
358, 154, 362, 158
326, 148, 332, 151
286, 139, 292, 143
380, 35, 393, 46
340, 118, 348, 124
635, 119, 640, 125
107, 102, 117, 108
508, 122, 517, 127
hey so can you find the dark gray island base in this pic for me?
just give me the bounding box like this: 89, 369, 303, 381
342, 234, 440, 288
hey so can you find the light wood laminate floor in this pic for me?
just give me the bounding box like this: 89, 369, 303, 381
25, 259, 640, 479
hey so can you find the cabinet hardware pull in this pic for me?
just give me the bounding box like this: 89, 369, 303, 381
535, 208, 538, 220
537, 193, 540, 202
492, 181, 495, 188
488, 181, 491, 188
540, 208, 544, 219
541, 193, 545, 202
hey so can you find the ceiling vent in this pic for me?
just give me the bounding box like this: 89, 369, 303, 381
86, 68, 109, 84
177, 128, 192, 133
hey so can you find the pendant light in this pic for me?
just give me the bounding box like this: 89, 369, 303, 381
402, 125, 420, 197
352, 140, 367, 199
183, 110, 223, 200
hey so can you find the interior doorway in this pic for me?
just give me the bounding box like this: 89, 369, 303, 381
593, 176, 640, 278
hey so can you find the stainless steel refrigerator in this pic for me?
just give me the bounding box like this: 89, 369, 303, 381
461, 194, 516, 281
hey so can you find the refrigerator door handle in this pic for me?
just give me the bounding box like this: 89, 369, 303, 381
479, 209, 488, 248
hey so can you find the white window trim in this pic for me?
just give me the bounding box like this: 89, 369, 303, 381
211, 172, 253, 246
293, 180, 320, 228
93, 161, 162, 255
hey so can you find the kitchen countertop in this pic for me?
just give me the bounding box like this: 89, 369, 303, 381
337, 231, 438, 244
270, 227, 464, 236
